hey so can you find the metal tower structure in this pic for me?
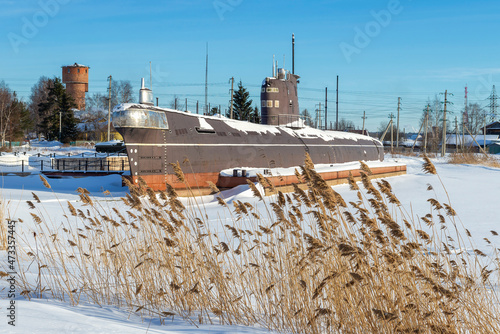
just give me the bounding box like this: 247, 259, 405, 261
486, 85, 499, 123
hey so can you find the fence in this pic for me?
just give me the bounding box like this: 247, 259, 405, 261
0, 152, 129, 173
52, 157, 129, 172
0, 151, 127, 158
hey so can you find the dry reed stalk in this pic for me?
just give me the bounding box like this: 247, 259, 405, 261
448, 152, 500, 168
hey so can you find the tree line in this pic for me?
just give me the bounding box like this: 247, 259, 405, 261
0, 77, 136, 146
0, 76, 368, 148
1, 77, 264, 146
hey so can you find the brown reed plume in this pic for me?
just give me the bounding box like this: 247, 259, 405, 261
422, 154, 437, 174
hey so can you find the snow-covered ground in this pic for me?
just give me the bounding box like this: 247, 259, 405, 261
0, 145, 500, 333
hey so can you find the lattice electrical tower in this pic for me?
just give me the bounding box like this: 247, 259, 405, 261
486, 85, 499, 122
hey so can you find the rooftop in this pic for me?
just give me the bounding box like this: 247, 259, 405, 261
62, 62, 89, 68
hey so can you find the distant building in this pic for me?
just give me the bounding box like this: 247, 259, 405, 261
62, 63, 89, 110
486, 121, 500, 135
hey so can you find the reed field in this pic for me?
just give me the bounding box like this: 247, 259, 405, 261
447, 152, 500, 168
13, 155, 500, 333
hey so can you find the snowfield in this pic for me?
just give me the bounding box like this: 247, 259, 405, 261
0, 145, 500, 333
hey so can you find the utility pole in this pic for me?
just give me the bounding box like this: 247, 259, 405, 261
229, 77, 234, 119
107, 75, 112, 142
455, 116, 459, 153
484, 117, 487, 152
463, 85, 468, 152
424, 104, 429, 154
335, 75, 339, 130
361, 111, 366, 135
396, 97, 401, 149
205, 42, 208, 115
325, 87, 328, 130
388, 113, 395, 153
316, 103, 322, 129
440, 90, 453, 157
59, 111, 62, 142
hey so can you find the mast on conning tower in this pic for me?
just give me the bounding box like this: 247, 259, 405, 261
292, 33, 295, 75
260, 34, 300, 125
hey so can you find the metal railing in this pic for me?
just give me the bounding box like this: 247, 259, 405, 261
52, 159, 129, 172
0, 152, 129, 173
0, 151, 127, 158
277, 114, 308, 128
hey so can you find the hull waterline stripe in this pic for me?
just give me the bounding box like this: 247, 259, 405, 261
124, 143, 378, 148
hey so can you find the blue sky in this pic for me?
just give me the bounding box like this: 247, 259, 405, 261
2, 0, 500, 131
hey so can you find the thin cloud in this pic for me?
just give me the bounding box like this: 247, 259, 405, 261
0, 0, 41, 17
414, 68, 500, 81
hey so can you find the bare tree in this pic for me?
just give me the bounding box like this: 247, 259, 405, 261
109, 80, 135, 108
116, 81, 134, 104
0, 81, 31, 146
0, 82, 14, 146
377, 121, 403, 144
169, 95, 181, 110
419, 96, 443, 153
462, 103, 486, 134
336, 118, 356, 131
82, 81, 135, 141
83, 93, 108, 141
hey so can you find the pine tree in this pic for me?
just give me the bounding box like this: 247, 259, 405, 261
301, 109, 313, 126
38, 78, 79, 143
28, 76, 50, 135
229, 81, 254, 121
250, 106, 260, 123
208, 106, 219, 116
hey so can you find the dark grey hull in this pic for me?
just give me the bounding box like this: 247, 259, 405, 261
115, 107, 384, 190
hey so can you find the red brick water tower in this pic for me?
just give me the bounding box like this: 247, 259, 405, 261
62, 63, 89, 110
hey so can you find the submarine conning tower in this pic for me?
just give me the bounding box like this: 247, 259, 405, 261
260, 68, 300, 125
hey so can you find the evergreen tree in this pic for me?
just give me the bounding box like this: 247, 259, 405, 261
19, 104, 33, 137
208, 106, 219, 116
249, 106, 260, 123
228, 81, 254, 121
37, 78, 79, 143
300, 109, 313, 126
28, 76, 50, 136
